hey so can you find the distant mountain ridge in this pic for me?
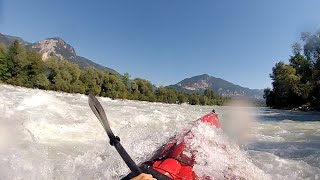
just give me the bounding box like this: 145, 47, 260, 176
1, 33, 263, 99
0, 33, 119, 75
0, 33, 31, 46
168, 74, 263, 99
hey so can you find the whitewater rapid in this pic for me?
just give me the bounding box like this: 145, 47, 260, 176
0, 84, 319, 179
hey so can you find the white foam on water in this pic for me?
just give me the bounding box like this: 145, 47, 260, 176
248, 151, 320, 180
1, 84, 320, 179
185, 123, 271, 180
16, 92, 53, 110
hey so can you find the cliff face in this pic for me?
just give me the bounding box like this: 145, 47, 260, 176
31, 38, 76, 61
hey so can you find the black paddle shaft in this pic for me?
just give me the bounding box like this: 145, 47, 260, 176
88, 95, 142, 176
113, 139, 142, 175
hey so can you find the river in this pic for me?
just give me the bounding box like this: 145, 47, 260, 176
0, 84, 319, 179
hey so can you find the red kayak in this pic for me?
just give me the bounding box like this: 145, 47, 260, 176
122, 110, 221, 180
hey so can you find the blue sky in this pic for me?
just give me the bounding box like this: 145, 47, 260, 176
1, 0, 320, 89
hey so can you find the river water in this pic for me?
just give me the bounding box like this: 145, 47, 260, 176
0, 84, 319, 180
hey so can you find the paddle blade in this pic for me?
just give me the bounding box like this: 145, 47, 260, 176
88, 95, 114, 139
87, 95, 142, 176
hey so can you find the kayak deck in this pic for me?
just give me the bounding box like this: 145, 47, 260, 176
122, 111, 220, 180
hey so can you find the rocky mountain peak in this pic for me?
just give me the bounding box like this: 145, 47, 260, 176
0, 32, 120, 75
32, 38, 76, 61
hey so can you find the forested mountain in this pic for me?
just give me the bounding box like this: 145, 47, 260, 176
0, 33, 119, 75
168, 74, 263, 99
0, 39, 230, 106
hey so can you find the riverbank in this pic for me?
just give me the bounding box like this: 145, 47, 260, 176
271, 105, 320, 112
